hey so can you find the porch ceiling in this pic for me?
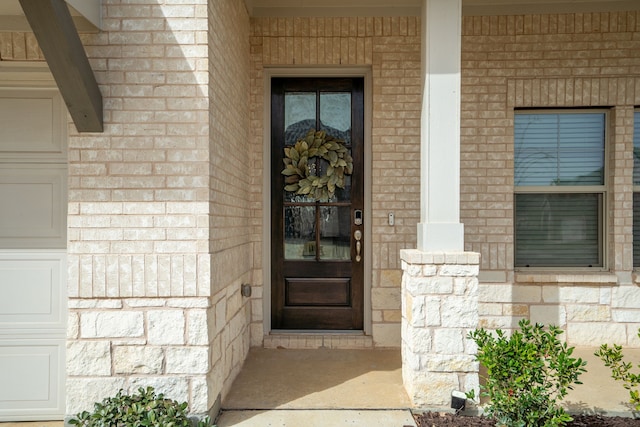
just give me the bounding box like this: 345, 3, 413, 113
245, 0, 639, 17
1, 0, 635, 30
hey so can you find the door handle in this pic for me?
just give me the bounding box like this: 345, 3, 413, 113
354, 230, 362, 262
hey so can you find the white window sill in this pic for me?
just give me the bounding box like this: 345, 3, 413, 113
515, 272, 618, 285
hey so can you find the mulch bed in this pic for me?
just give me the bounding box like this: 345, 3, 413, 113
413, 412, 640, 427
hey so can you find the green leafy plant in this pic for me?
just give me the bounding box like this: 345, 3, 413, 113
594, 329, 640, 411
68, 386, 213, 427
466, 319, 587, 427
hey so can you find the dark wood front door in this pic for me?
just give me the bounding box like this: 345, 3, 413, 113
271, 77, 364, 330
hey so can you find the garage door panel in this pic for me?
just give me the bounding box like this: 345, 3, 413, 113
0, 253, 66, 421
0, 89, 65, 161
0, 254, 65, 328
0, 341, 64, 418
0, 166, 66, 249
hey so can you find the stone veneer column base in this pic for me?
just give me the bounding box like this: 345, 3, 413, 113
400, 249, 480, 408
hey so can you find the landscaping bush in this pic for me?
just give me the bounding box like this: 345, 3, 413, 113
467, 319, 587, 427
68, 386, 213, 427
595, 328, 640, 411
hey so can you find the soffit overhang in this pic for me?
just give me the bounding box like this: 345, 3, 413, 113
246, 0, 639, 17
0, 0, 100, 32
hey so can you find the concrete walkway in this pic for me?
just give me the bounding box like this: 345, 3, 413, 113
0, 423, 62, 427
217, 409, 416, 426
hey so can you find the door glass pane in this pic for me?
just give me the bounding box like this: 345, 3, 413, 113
316, 155, 351, 202
515, 193, 601, 267
284, 206, 316, 260
320, 92, 351, 144
319, 206, 351, 260
285, 92, 316, 145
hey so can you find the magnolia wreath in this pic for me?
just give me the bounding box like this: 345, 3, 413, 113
281, 129, 353, 201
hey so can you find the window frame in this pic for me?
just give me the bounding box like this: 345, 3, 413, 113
513, 108, 609, 271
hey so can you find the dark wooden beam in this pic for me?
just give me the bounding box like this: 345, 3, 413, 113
19, 0, 103, 132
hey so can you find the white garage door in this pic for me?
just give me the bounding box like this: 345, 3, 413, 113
0, 80, 67, 421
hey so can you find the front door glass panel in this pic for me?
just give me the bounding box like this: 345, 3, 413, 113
284, 205, 316, 260
285, 92, 316, 145
282, 89, 353, 260
320, 92, 351, 143
319, 206, 351, 261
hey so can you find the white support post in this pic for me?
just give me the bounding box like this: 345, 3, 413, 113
418, 0, 464, 251
401, 0, 479, 408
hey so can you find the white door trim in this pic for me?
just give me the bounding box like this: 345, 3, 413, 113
0, 61, 57, 87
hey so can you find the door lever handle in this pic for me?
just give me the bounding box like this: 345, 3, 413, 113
354, 230, 362, 262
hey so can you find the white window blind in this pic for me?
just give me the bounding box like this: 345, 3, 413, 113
514, 112, 605, 268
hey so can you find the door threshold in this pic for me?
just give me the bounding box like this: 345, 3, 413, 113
264, 331, 373, 349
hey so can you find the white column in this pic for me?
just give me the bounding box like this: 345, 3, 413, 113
418, 0, 464, 251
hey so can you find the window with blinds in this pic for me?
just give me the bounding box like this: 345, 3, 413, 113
514, 111, 606, 268
633, 110, 640, 267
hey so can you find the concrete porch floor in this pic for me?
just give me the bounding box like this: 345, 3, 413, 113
221, 348, 411, 410
2, 347, 639, 426
216, 347, 416, 426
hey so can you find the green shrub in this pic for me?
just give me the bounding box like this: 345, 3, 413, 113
68, 386, 213, 427
466, 319, 586, 427
594, 329, 640, 411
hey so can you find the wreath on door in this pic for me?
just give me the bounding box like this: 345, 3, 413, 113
282, 129, 353, 201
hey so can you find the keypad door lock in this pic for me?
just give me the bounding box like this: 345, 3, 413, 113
354, 209, 363, 226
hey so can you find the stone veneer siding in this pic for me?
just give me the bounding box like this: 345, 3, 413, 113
401, 250, 480, 407
249, 17, 422, 347
64, 0, 252, 416
461, 11, 640, 346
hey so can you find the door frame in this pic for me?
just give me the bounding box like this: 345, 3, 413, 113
262, 67, 373, 335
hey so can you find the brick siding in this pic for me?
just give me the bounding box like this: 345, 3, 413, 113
0, 32, 44, 61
